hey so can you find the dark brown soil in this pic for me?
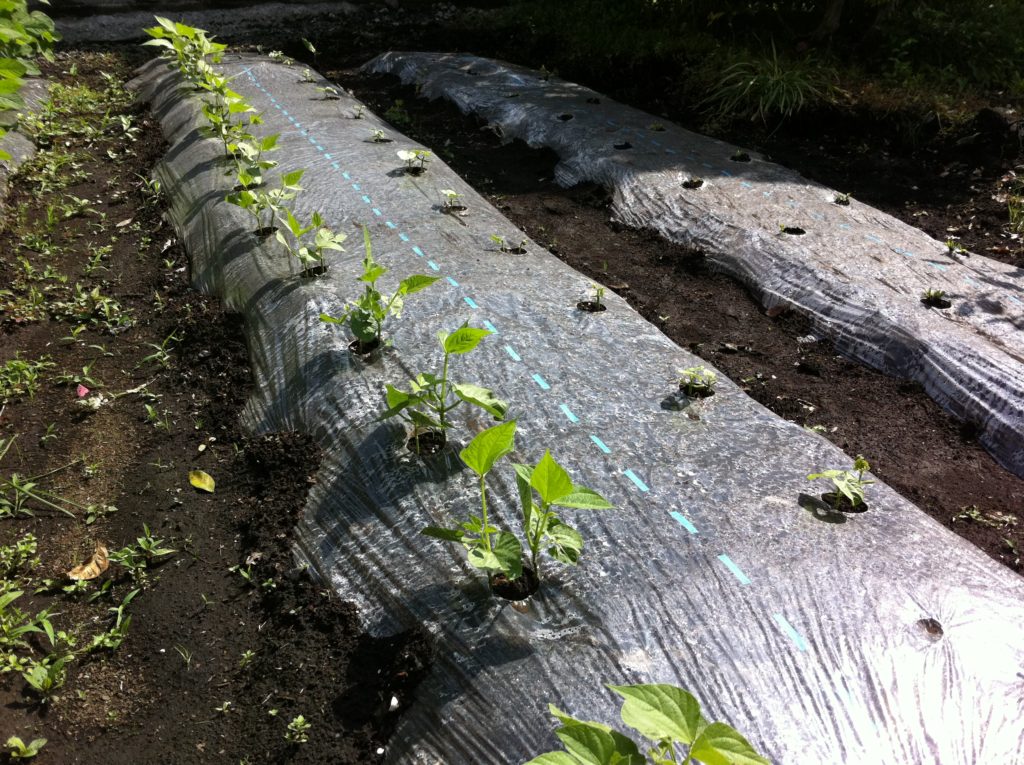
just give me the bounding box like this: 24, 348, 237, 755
0, 51, 429, 764
338, 68, 1024, 576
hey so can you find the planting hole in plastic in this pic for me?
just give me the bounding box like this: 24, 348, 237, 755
922, 295, 952, 309
820, 492, 868, 513
682, 178, 704, 189
614, 141, 632, 150
730, 151, 752, 162
557, 113, 573, 122
917, 618, 944, 639
348, 337, 381, 356
490, 566, 539, 601
576, 300, 607, 313
405, 429, 446, 456
781, 226, 806, 236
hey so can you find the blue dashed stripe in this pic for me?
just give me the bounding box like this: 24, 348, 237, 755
385, 221, 397, 229
412, 245, 425, 257
505, 345, 521, 361
361, 195, 371, 204
670, 512, 698, 534
427, 260, 439, 271
773, 614, 808, 651
464, 297, 479, 309
590, 435, 611, 454
372, 208, 382, 216
399, 233, 410, 242
560, 404, 579, 423
532, 374, 550, 390
483, 321, 499, 335
446, 276, 459, 287
718, 555, 751, 585
623, 469, 649, 492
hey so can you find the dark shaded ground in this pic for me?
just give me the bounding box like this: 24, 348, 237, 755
339, 68, 1024, 574
0, 51, 428, 764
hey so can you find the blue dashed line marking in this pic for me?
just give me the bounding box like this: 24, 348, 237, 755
330, 162, 339, 170
623, 469, 649, 492
412, 246, 425, 257
361, 195, 371, 204
718, 555, 751, 584
590, 435, 611, 454
505, 345, 521, 361
427, 261, 439, 271
665, 148, 677, 154
810, 212, 825, 221
352, 183, 361, 191
295, 122, 302, 128
702, 162, 712, 169
385, 221, 397, 229
895, 248, 914, 257
483, 320, 499, 335
342, 171, 350, 180
964, 276, 980, 287
670, 512, 698, 534
928, 262, 949, 271
838, 223, 851, 229
282, 109, 289, 116
1008, 295, 1022, 305
315, 144, 325, 152
399, 233, 410, 242
865, 233, 883, 244
324, 153, 332, 160
446, 276, 459, 287
740, 181, 753, 189
773, 614, 808, 651
464, 297, 479, 309
372, 208, 382, 216
532, 374, 551, 390
559, 404, 579, 423
720, 169, 732, 177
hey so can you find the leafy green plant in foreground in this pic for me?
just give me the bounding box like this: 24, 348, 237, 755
319, 227, 438, 350
808, 454, 873, 511
380, 325, 507, 449
275, 209, 347, 273
6, 734, 47, 759
423, 420, 611, 590
526, 683, 769, 765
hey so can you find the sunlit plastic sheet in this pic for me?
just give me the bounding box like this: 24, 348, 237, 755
0, 80, 50, 203
365, 52, 1024, 481
132, 55, 1024, 765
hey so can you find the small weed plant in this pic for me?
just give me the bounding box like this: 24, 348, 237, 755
678, 366, 716, 398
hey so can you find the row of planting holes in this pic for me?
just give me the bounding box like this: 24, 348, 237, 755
534, 71, 1016, 299
242, 67, 819, 656
239, 67, 896, 741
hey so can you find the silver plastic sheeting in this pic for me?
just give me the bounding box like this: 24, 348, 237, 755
365, 52, 1024, 481
132, 54, 1024, 765
0, 80, 50, 203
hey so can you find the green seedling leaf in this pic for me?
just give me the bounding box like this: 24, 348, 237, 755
556, 723, 631, 765
188, 470, 215, 493
453, 383, 508, 420
531, 450, 574, 505
421, 527, 464, 542
610, 684, 702, 745
554, 486, 614, 510
443, 326, 492, 355
523, 753, 580, 765
545, 518, 583, 565
459, 420, 516, 477
689, 722, 771, 765
398, 274, 440, 295
281, 169, 305, 188
490, 530, 523, 579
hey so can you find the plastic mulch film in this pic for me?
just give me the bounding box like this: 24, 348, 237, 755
132, 54, 1024, 765
365, 52, 1024, 481
0, 80, 50, 203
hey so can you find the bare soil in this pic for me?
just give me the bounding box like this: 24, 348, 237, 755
0, 51, 428, 765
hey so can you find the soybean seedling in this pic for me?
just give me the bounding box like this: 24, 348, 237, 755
397, 148, 431, 175
371, 129, 392, 143
319, 227, 438, 351
678, 365, 717, 398
921, 288, 951, 308
834, 192, 851, 205
489, 234, 528, 254
440, 188, 467, 216
577, 283, 607, 312
316, 86, 340, 100
423, 420, 521, 578
275, 210, 347, 273
380, 324, 508, 451
512, 447, 612, 580
352, 104, 365, 119
808, 454, 873, 511
527, 683, 769, 765
945, 238, 968, 256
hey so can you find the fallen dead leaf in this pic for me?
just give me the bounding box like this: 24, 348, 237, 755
68, 542, 109, 580
189, 469, 215, 493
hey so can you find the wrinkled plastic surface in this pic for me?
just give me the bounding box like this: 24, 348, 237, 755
132, 54, 1024, 765
366, 52, 1024, 480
